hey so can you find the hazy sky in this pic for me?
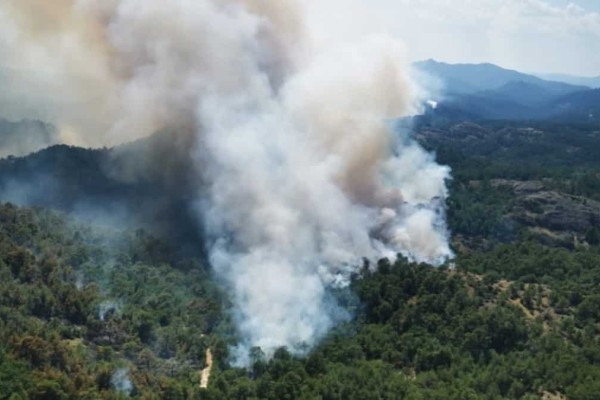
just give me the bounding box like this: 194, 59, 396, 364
547, 0, 600, 12
313, 0, 600, 76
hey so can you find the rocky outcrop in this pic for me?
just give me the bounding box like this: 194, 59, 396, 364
491, 179, 600, 244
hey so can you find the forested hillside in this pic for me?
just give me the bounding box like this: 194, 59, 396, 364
2, 119, 600, 399
0, 129, 203, 254
2, 203, 600, 399
0, 203, 226, 399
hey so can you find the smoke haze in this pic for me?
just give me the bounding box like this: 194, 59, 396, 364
0, 0, 452, 363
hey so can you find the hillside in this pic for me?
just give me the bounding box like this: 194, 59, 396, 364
478, 81, 559, 108
2, 0, 600, 398
536, 73, 600, 89
0, 203, 225, 399
2, 201, 600, 399
414, 60, 598, 122
1, 119, 600, 398
0, 129, 203, 255
548, 89, 600, 122
414, 60, 586, 95
415, 120, 600, 243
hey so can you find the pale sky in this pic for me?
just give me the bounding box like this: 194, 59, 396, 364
310, 0, 600, 76
547, 0, 600, 12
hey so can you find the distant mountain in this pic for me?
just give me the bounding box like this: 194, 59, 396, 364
477, 81, 557, 108
438, 93, 539, 121
414, 60, 598, 122
414, 59, 587, 96
421, 88, 600, 123
546, 88, 600, 122
536, 73, 600, 89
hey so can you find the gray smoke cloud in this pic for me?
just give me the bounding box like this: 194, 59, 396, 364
0, 0, 452, 364
98, 299, 123, 321
0, 118, 59, 158
111, 367, 133, 396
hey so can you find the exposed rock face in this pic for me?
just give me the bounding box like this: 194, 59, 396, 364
415, 121, 600, 249
492, 179, 600, 244
519, 191, 599, 232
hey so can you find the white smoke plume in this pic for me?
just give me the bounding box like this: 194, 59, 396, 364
98, 299, 122, 321
111, 367, 133, 396
0, 0, 452, 363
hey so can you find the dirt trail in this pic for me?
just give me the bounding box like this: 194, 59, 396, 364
200, 348, 213, 389
541, 391, 567, 400
510, 298, 535, 319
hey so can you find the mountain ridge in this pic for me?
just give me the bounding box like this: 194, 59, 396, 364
414, 60, 600, 122
414, 59, 588, 95
536, 72, 600, 88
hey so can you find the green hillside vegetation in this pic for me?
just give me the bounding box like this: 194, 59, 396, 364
418, 121, 600, 248
2, 120, 600, 399
2, 201, 600, 399
0, 203, 226, 399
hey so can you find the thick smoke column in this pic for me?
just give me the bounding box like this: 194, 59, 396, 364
0, 0, 452, 362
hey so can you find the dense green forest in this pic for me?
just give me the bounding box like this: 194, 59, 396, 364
2, 120, 600, 399
0, 203, 226, 399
